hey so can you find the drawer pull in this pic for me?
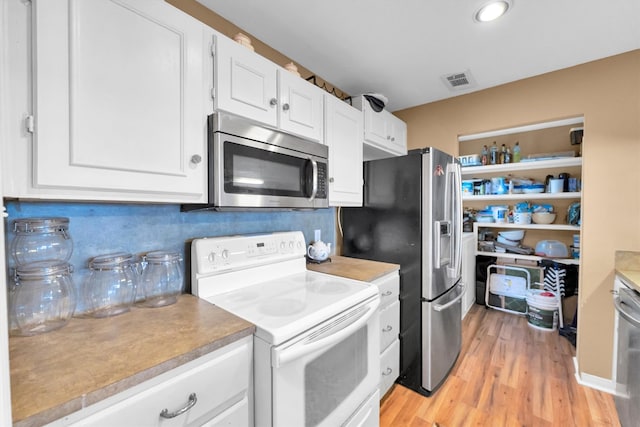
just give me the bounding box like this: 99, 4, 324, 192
382, 325, 393, 332
382, 367, 393, 376
160, 393, 197, 419
381, 290, 393, 297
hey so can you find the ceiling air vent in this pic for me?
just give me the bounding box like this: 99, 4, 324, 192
441, 70, 476, 91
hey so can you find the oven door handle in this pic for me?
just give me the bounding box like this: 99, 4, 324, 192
272, 298, 379, 368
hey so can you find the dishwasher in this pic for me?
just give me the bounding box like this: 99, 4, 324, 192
613, 276, 640, 427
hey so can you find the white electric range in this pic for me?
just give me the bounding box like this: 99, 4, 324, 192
191, 231, 381, 427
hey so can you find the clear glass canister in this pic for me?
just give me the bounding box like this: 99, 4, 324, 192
11, 217, 73, 266
137, 251, 183, 308
10, 261, 76, 336
84, 252, 139, 318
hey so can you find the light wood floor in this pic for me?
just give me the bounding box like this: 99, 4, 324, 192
380, 304, 620, 426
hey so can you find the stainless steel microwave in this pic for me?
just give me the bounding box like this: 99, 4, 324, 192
184, 113, 328, 211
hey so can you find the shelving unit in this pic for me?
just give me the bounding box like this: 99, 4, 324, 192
463, 192, 581, 202
461, 157, 582, 176
460, 118, 584, 309
475, 222, 579, 232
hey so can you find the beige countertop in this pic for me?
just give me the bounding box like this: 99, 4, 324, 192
306, 255, 399, 282
615, 250, 640, 290
10, 294, 255, 427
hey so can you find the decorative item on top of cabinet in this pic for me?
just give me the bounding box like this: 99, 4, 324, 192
351, 95, 407, 161
4, 0, 209, 203
213, 34, 324, 143
324, 95, 363, 206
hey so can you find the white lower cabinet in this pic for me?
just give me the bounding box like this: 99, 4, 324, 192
373, 271, 400, 398
380, 340, 400, 398
46, 336, 253, 427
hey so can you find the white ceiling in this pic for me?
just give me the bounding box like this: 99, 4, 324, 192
198, 0, 640, 112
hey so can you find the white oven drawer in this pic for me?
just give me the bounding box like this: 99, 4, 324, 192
57, 337, 252, 427
380, 339, 400, 397
380, 300, 400, 352
375, 271, 399, 310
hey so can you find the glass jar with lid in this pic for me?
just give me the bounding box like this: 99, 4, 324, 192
84, 252, 139, 318
10, 261, 76, 336
137, 251, 183, 308
11, 217, 73, 266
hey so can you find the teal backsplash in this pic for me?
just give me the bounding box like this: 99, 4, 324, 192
4, 201, 336, 314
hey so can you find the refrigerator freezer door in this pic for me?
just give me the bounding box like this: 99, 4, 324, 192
421, 281, 464, 392
422, 149, 462, 300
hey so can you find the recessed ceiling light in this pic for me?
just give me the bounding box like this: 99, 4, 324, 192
474, 0, 511, 23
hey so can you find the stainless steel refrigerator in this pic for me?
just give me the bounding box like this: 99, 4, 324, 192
342, 147, 464, 396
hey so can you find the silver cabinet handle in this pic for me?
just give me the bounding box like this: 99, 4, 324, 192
382, 367, 393, 376
382, 325, 393, 332
381, 290, 393, 297
269, 98, 278, 107
159, 393, 197, 419
190, 154, 202, 164
282, 103, 290, 111
329, 177, 335, 183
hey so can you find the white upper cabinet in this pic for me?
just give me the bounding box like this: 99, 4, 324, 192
324, 95, 363, 206
6, 0, 210, 203
213, 35, 324, 143
352, 95, 407, 161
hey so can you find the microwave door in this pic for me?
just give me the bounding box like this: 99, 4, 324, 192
212, 133, 328, 209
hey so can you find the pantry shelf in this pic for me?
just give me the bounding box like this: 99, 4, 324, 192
461, 157, 582, 176
473, 222, 580, 232
463, 191, 581, 202
476, 250, 581, 266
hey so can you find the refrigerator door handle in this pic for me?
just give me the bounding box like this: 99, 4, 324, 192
433, 282, 466, 312
446, 162, 463, 279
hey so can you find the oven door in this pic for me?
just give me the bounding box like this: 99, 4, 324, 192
211, 132, 328, 209
269, 296, 380, 427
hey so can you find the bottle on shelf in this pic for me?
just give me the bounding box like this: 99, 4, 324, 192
490, 141, 498, 165
505, 145, 512, 163
500, 144, 506, 164
513, 141, 521, 163
481, 145, 488, 165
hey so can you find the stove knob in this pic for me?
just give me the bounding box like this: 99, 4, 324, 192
289, 241, 294, 250
208, 252, 216, 263
280, 242, 286, 251
221, 249, 229, 259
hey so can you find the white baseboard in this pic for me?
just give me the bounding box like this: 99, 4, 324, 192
573, 357, 617, 394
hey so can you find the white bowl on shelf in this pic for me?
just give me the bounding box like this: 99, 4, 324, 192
532, 212, 556, 224
498, 230, 525, 241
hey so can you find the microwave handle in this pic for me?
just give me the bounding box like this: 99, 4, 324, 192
308, 157, 318, 201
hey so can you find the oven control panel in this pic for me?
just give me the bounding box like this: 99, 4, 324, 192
192, 231, 307, 275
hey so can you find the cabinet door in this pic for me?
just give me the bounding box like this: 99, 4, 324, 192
214, 34, 278, 127
380, 300, 400, 352
362, 104, 389, 146
324, 95, 363, 206
32, 0, 208, 202
388, 113, 408, 156
279, 71, 324, 142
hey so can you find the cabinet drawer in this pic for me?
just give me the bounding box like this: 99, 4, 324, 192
63, 337, 252, 427
380, 339, 400, 398
380, 300, 400, 352
375, 272, 399, 309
